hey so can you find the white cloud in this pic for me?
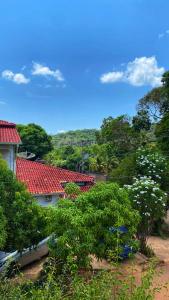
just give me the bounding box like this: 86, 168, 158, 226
158, 29, 169, 39
100, 56, 165, 87
100, 71, 124, 83
125, 57, 164, 87
32, 62, 64, 81
2, 70, 30, 84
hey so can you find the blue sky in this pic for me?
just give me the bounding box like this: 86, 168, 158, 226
0, 0, 169, 133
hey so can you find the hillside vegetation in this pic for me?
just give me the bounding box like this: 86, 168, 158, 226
52, 129, 98, 148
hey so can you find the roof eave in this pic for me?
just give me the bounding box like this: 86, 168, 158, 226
32, 191, 65, 196
0, 142, 22, 145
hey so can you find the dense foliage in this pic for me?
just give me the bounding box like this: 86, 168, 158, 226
132, 109, 151, 132
96, 115, 138, 159
17, 123, 53, 158
44, 146, 91, 172
139, 71, 169, 120
45, 143, 119, 174
126, 177, 167, 250
52, 129, 97, 148
110, 146, 169, 250
0, 156, 49, 251
110, 147, 169, 188
64, 182, 81, 199
0, 206, 6, 248
0, 263, 158, 300
49, 183, 139, 271
155, 112, 169, 156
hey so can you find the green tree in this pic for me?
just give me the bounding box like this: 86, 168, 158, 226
97, 115, 138, 159
0, 156, 48, 251
110, 147, 168, 190
17, 123, 53, 158
139, 71, 169, 120
45, 146, 90, 172
155, 112, 169, 156
132, 110, 151, 132
49, 183, 139, 271
89, 144, 119, 174
110, 153, 137, 186
44, 148, 66, 168
52, 129, 98, 148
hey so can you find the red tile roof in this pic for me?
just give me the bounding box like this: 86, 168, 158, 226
0, 120, 21, 144
16, 157, 94, 195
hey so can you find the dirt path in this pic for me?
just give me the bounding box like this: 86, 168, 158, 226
87, 238, 169, 299
148, 236, 169, 263
17, 236, 169, 299
148, 237, 169, 299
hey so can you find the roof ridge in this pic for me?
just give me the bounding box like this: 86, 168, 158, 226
0, 120, 16, 127
16, 157, 94, 179
16, 157, 94, 195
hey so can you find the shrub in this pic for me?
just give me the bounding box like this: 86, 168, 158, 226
126, 177, 167, 251
65, 182, 81, 199
49, 183, 139, 271
0, 261, 160, 300
110, 147, 169, 191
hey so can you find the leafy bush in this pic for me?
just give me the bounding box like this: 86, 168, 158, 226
136, 148, 167, 185
65, 182, 81, 199
0, 261, 160, 300
126, 177, 167, 251
49, 183, 139, 271
110, 147, 169, 191
110, 153, 137, 186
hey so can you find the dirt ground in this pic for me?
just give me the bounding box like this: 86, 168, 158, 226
18, 236, 169, 299
147, 237, 169, 299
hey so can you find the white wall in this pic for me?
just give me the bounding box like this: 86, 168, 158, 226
34, 194, 60, 207
0, 144, 16, 173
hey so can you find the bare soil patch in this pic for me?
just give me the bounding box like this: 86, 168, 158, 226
14, 236, 169, 299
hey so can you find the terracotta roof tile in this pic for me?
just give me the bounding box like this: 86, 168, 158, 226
0, 120, 21, 144
16, 158, 94, 195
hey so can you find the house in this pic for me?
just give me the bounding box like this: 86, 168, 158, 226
0, 120, 94, 206
0, 120, 21, 172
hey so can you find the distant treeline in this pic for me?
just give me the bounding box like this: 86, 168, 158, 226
52, 129, 98, 148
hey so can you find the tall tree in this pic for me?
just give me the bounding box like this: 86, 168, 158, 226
155, 112, 169, 156
132, 110, 151, 132
89, 144, 119, 174
0, 156, 48, 251
138, 71, 169, 120
17, 123, 53, 158
97, 115, 137, 158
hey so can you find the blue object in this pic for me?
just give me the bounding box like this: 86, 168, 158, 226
109, 225, 128, 234
109, 226, 133, 259
120, 245, 133, 259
